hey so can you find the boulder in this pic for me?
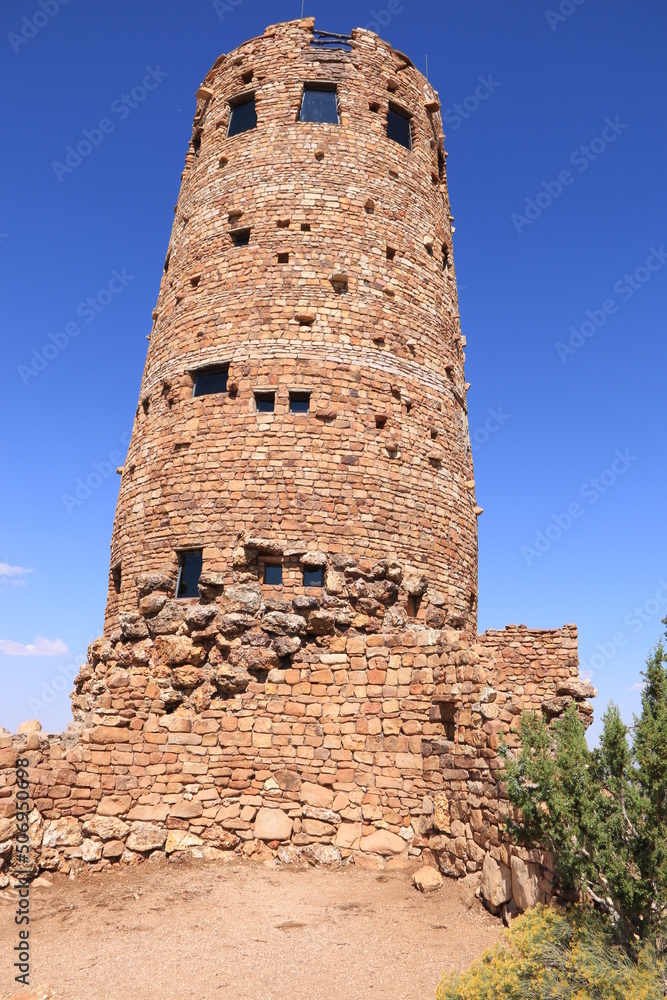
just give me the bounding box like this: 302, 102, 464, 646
272, 635, 301, 657
119, 613, 149, 641
480, 853, 513, 914
511, 856, 539, 912
81, 839, 103, 863
254, 808, 293, 842
432, 791, 451, 833
42, 818, 82, 848
359, 829, 406, 856
403, 570, 428, 596
97, 794, 132, 817
413, 866, 443, 892
262, 612, 307, 636
300, 551, 327, 567
165, 830, 203, 854
126, 823, 167, 853
82, 816, 130, 841
154, 635, 194, 667
17, 719, 42, 735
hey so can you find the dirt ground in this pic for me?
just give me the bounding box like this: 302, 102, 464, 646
0, 858, 501, 1000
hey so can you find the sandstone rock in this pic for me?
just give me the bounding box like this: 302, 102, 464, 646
432, 791, 451, 833
272, 635, 301, 657
90, 724, 129, 745
127, 804, 170, 822
275, 770, 301, 792
82, 816, 130, 841
119, 613, 149, 641
301, 782, 334, 809
353, 852, 386, 871
231, 645, 278, 673
480, 853, 513, 914
303, 844, 341, 865
96, 794, 132, 817
262, 612, 307, 636
126, 823, 167, 852
169, 800, 203, 819
81, 839, 103, 862
413, 866, 443, 892
102, 840, 125, 859
333, 822, 362, 850
254, 808, 293, 842
185, 605, 218, 629
223, 584, 262, 614
0, 840, 13, 858
17, 719, 42, 734
165, 830, 203, 853
403, 570, 428, 596
139, 592, 168, 616
556, 678, 597, 699
172, 664, 205, 688
154, 635, 194, 667
147, 601, 185, 636
42, 818, 82, 848
359, 829, 406, 856
300, 550, 327, 567
212, 662, 251, 694
136, 571, 174, 596
511, 856, 539, 912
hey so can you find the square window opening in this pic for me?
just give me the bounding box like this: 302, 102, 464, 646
386, 246, 396, 261
387, 106, 412, 150
192, 366, 229, 397
231, 227, 251, 247
227, 96, 257, 137
438, 701, 457, 742
176, 549, 203, 599
255, 391, 275, 413
289, 391, 311, 414
299, 85, 339, 124
264, 563, 283, 586
277, 252, 289, 264
303, 566, 324, 587
407, 593, 422, 618
301, 223, 311, 232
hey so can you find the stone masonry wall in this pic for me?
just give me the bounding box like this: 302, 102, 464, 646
0, 557, 594, 917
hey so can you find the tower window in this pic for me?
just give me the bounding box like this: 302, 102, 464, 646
299, 85, 339, 124
227, 95, 257, 137
387, 106, 412, 150
111, 562, 122, 595
264, 564, 283, 586
255, 391, 275, 413
175, 549, 203, 599
277, 252, 289, 264
289, 391, 310, 414
231, 227, 251, 247
303, 566, 324, 587
192, 366, 229, 397
442, 245, 450, 271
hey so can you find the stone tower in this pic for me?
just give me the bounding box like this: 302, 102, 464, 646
105, 17, 479, 636
0, 20, 593, 897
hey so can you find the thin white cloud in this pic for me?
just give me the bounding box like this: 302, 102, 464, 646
0, 636, 68, 657
627, 681, 645, 692
0, 563, 33, 587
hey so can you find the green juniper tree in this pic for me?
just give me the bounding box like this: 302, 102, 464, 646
501, 619, 667, 946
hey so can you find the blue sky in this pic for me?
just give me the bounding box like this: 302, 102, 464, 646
0, 0, 665, 743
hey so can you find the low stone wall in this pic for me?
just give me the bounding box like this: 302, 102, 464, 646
0, 589, 594, 917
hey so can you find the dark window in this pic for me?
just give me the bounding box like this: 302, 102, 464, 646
176, 550, 203, 599
264, 564, 283, 586
387, 106, 412, 150
442, 245, 450, 271
111, 563, 121, 595
277, 252, 289, 264
289, 391, 310, 414
299, 86, 339, 124
193, 366, 228, 397
255, 392, 275, 413
303, 566, 324, 587
231, 228, 250, 247
438, 701, 457, 741
407, 593, 422, 618
227, 96, 257, 137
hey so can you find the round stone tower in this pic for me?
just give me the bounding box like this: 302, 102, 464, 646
105, 18, 478, 635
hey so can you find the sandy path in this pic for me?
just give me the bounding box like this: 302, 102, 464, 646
0, 859, 500, 1000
